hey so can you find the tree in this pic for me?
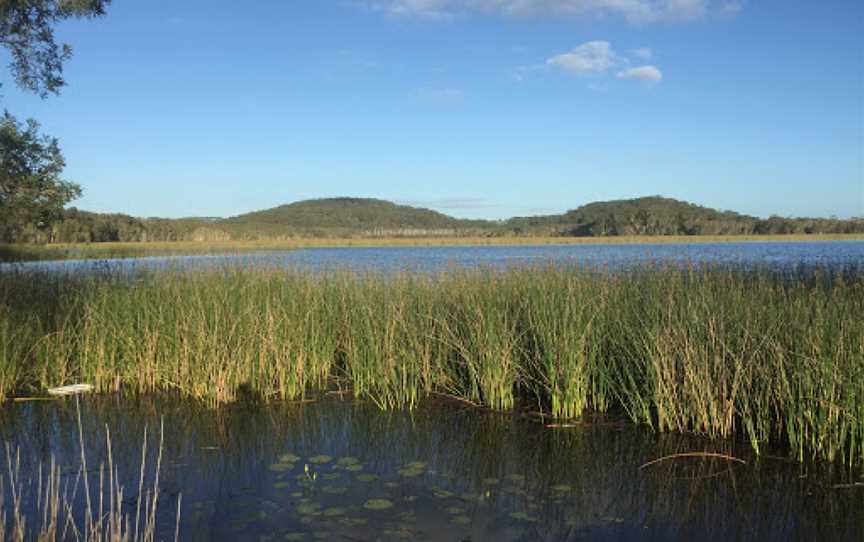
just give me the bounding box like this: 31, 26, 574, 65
0, 1, 109, 242
0, 113, 80, 242
1, 0, 111, 98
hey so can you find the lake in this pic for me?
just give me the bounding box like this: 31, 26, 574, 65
2, 395, 861, 541
3, 240, 864, 275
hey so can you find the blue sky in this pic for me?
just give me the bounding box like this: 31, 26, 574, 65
1, 0, 862, 219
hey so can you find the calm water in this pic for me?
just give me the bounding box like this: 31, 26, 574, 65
3, 240, 864, 274
1, 396, 861, 541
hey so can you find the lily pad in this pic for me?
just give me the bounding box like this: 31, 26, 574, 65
356, 473, 378, 482
363, 499, 394, 510
322, 485, 348, 495
309, 455, 333, 465
280, 454, 301, 463
451, 515, 471, 525
432, 488, 454, 498
323, 507, 347, 517
295, 502, 321, 516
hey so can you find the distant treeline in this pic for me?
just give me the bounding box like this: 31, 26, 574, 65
8, 197, 864, 243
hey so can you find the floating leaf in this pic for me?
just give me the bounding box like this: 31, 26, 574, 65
295, 502, 321, 516
451, 515, 471, 526
323, 507, 347, 517
363, 499, 394, 510
357, 474, 378, 483
322, 486, 348, 495
482, 478, 500, 486
280, 454, 301, 463
309, 455, 333, 465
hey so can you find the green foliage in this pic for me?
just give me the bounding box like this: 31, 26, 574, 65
225, 197, 493, 238
0, 0, 110, 98
508, 196, 864, 237
1, 264, 862, 465
4, 196, 863, 244
0, 113, 81, 242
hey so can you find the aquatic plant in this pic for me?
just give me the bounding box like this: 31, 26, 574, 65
0, 401, 179, 541
0, 263, 862, 466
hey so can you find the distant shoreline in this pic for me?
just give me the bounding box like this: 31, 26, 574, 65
2, 233, 864, 262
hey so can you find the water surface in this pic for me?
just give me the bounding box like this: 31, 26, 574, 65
3, 240, 864, 274
1, 396, 861, 541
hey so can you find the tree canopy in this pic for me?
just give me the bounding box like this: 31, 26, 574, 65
0, 113, 80, 242
0, 0, 110, 98
0, 1, 109, 243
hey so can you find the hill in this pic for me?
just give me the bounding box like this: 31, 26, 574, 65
508, 196, 759, 236
9, 196, 864, 244
224, 198, 491, 236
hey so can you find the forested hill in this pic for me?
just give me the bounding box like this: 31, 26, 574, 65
10, 196, 864, 243
508, 196, 763, 236
224, 198, 492, 236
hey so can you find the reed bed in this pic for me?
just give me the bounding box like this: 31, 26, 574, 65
0, 264, 862, 465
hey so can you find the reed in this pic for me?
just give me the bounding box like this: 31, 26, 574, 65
0, 402, 178, 541
0, 263, 862, 465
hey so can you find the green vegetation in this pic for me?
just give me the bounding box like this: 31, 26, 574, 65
0, 264, 861, 466
7, 196, 862, 245
508, 196, 864, 236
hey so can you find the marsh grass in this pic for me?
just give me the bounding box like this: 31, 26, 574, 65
0, 264, 862, 465
0, 401, 177, 541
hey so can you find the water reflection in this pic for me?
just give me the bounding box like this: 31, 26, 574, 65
0, 396, 861, 541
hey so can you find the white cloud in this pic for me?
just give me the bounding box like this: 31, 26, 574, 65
546, 41, 618, 75
415, 87, 465, 104
616, 65, 663, 83
364, 0, 721, 24
631, 47, 653, 60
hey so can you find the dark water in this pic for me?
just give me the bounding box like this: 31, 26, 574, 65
1, 396, 861, 541
3, 240, 864, 274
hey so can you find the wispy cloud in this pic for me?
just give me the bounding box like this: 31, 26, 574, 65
544, 41, 663, 87
617, 65, 663, 84
631, 47, 654, 60
415, 87, 465, 105
546, 41, 619, 75
362, 0, 726, 24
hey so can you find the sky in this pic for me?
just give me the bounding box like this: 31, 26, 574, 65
1, 0, 862, 220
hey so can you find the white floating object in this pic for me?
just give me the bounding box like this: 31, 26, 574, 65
46, 384, 95, 396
